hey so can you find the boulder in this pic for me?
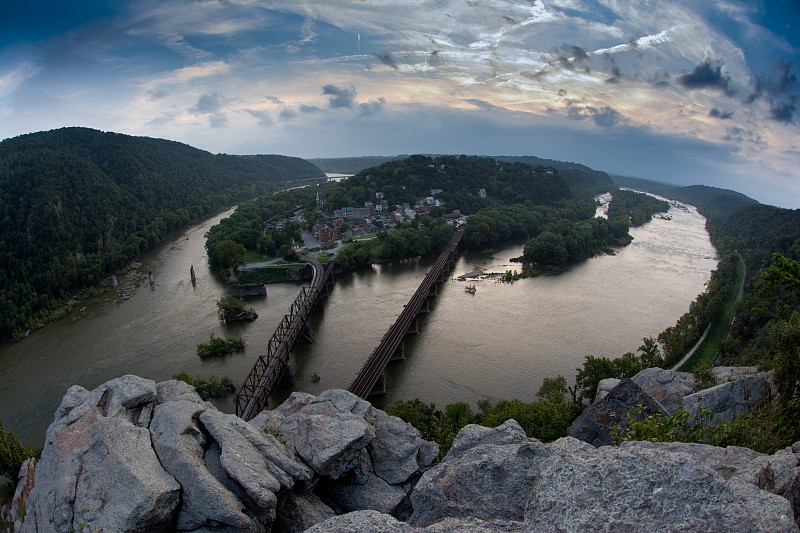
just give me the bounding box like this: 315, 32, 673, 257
525, 439, 798, 533
630, 367, 695, 414
410, 421, 553, 525
274, 492, 336, 533
593, 377, 620, 403
305, 510, 525, 533
681, 372, 773, 423
713, 366, 760, 384
569, 379, 669, 446
22, 375, 180, 533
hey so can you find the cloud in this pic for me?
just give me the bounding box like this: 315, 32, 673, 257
566, 104, 623, 127
149, 89, 169, 101
190, 92, 225, 114
209, 114, 227, 128
358, 97, 386, 116
770, 98, 797, 123
245, 109, 273, 126
553, 44, 589, 71
322, 85, 357, 108
709, 107, 733, 119
0, 62, 40, 98
299, 104, 323, 114
465, 99, 501, 111
372, 52, 398, 70
266, 95, 284, 104
279, 107, 298, 121
587, 106, 622, 127
677, 59, 731, 93
748, 58, 798, 122
605, 55, 622, 84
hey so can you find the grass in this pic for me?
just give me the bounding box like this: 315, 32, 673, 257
678, 259, 744, 372
243, 249, 269, 263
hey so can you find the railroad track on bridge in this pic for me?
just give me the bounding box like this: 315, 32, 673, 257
235, 256, 335, 420
349, 226, 465, 398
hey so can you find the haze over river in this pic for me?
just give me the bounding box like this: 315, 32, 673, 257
0, 197, 718, 444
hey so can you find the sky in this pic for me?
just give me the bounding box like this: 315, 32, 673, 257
0, 1, 798, 208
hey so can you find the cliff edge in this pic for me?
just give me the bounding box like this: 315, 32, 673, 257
6, 375, 800, 532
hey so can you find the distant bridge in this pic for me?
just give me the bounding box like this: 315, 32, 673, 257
349, 226, 465, 398
235, 256, 335, 421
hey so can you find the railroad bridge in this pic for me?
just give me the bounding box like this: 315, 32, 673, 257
235, 256, 336, 421
349, 226, 465, 399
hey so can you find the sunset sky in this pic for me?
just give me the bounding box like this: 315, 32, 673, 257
1, 1, 798, 207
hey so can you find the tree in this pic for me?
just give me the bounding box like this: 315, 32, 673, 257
216, 296, 246, 321
638, 337, 664, 368
279, 245, 299, 261
214, 239, 246, 269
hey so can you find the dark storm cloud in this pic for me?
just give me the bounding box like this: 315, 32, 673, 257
322, 85, 357, 109
605, 55, 622, 84
770, 98, 797, 123
358, 97, 386, 116
553, 44, 589, 70
746, 58, 798, 122
709, 107, 733, 119
677, 59, 731, 93
587, 106, 621, 127
566, 103, 622, 127
372, 52, 398, 70
190, 92, 224, 114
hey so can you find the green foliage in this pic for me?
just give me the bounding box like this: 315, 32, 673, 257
0, 127, 324, 341
611, 406, 715, 444
387, 376, 579, 457
172, 373, 235, 400
216, 296, 246, 321
692, 361, 717, 391
196, 333, 244, 358
279, 245, 300, 262
0, 420, 41, 488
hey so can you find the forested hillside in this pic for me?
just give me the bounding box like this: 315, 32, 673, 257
0, 127, 325, 340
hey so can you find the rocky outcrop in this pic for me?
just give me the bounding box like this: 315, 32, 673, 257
10, 374, 800, 533
569, 378, 669, 446
12, 379, 436, 533
681, 371, 773, 423
630, 367, 695, 413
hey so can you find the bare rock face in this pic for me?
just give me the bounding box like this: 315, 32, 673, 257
250, 389, 439, 522
681, 372, 773, 423
569, 379, 669, 446
525, 440, 798, 533
410, 421, 590, 526
630, 367, 695, 414
21, 375, 180, 533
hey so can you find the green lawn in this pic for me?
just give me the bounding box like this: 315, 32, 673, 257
243, 249, 268, 263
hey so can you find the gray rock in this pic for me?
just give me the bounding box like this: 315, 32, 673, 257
569, 379, 669, 446
23, 375, 180, 533
325, 472, 409, 515
156, 379, 204, 404
525, 442, 798, 533
305, 510, 415, 533
682, 372, 773, 423
630, 367, 695, 414
198, 409, 311, 526
294, 412, 375, 479
713, 365, 760, 384
594, 377, 621, 403
274, 492, 336, 533
10, 458, 36, 531
410, 421, 548, 526
150, 400, 253, 531
305, 510, 525, 533
368, 407, 439, 485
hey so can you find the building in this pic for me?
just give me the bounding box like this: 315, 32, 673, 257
312, 223, 339, 243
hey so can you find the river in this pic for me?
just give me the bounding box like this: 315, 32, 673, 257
0, 198, 718, 444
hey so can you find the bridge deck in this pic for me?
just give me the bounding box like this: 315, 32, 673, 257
235, 257, 335, 420
349, 226, 464, 398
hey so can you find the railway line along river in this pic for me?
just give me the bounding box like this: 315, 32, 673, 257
0, 197, 718, 445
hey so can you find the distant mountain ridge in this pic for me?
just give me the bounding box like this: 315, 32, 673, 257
311, 154, 615, 196
0, 127, 324, 340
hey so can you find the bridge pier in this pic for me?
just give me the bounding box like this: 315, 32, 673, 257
390, 343, 405, 361
279, 366, 295, 387
368, 374, 386, 397
405, 318, 419, 335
